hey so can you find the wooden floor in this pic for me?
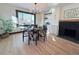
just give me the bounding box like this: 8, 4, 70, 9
0, 33, 79, 55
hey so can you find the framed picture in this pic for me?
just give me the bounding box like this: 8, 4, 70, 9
64, 7, 79, 18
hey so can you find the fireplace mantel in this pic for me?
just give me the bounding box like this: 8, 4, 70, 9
60, 19, 79, 22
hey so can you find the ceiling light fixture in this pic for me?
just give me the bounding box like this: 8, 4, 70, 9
34, 3, 37, 14
32, 3, 40, 14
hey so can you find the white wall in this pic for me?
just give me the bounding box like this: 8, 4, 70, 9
36, 8, 60, 35
63, 3, 79, 10
51, 7, 61, 35
51, 8, 58, 35
43, 7, 61, 35
36, 13, 44, 26
0, 4, 29, 19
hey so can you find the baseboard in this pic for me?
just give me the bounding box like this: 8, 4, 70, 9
58, 35, 79, 44
0, 33, 9, 39
9, 31, 23, 34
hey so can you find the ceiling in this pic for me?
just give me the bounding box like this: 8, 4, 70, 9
8, 3, 59, 13
8, 3, 72, 13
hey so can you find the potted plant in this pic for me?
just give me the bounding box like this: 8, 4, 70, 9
0, 17, 13, 38
3, 19, 13, 33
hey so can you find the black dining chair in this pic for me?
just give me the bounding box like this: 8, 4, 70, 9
22, 24, 39, 45
22, 30, 28, 42
22, 26, 30, 42
28, 25, 38, 45
39, 25, 47, 41
28, 29, 39, 45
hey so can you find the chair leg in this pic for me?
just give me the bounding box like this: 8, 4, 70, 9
28, 38, 30, 45
35, 36, 37, 45
35, 40, 37, 45
28, 39, 30, 45
23, 32, 24, 42
34, 34, 38, 46
32, 35, 34, 41
28, 36, 31, 45
44, 36, 45, 41
44, 34, 46, 42
35, 35, 38, 46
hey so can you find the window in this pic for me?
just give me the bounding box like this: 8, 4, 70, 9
12, 16, 17, 27
16, 10, 35, 26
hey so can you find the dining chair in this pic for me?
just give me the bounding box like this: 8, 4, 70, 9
39, 25, 47, 41
28, 29, 39, 45
27, 25, 38, 45
22, 26, 30, 42
22, 30, 28, 42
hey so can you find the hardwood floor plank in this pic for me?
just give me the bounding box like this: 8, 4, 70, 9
0, 33, 79, 55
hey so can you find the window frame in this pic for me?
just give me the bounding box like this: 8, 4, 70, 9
16, 10, 36, 26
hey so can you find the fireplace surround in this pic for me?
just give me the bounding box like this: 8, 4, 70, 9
59, 20, 79, 43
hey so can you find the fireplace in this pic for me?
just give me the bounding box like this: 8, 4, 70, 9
59, 21, 79, 43
64, 29, 76, 38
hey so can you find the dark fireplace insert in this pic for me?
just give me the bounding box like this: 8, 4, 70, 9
64, 29, 76, 38
58, 21, 79, 43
